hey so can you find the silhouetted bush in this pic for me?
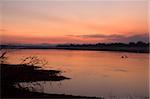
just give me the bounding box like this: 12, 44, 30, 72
20, 56, 48, 66
0, 50, 8, 64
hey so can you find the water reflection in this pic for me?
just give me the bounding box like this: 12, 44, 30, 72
113, 68, 128, 72
8, 49, 149, 98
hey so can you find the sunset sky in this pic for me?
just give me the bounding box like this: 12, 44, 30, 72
0, 0, 149, 44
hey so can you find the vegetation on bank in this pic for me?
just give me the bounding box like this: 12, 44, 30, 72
1, 41, 149, 53
56, 41, 149, 53
57, 41, 149, 47
0, 51, 100, 99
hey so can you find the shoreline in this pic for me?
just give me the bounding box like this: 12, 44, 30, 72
1, 64, 101, 99
1, 47, 149, 53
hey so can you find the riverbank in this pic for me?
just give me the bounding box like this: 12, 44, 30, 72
1, 42, 149, 53
48, 46, 149, 53
1, 64, 101, 99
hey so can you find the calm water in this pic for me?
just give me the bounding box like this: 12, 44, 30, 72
7, 49, 149, 98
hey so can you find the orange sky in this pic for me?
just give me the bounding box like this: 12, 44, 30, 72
0, 0, 149, 44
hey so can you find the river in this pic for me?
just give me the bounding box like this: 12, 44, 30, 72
7, 49, 149, 98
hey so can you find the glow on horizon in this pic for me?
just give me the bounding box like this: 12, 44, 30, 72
1, 0, 149, 44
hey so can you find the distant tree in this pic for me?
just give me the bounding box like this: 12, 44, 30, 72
136, 41, 146, 46
129, 42, 136, 46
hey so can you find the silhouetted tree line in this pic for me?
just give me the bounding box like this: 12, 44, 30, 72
0, 41, 149, 49
57, 41, 149, 47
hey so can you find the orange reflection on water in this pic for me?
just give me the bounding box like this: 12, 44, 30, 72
7, 49, 149, 97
